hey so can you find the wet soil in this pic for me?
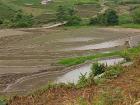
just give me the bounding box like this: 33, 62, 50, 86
8, 58, 140, 105
0, 27, 140, 94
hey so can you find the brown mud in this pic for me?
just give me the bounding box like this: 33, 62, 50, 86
0, 27, 140, 94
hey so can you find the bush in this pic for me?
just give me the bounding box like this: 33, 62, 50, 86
67, 16, 81, 25
56, 6, 68, 22
104, 65, 123, 79
90, 63, 106, 77
90, 9, 119, 26
56, 5, 81, 25
119, 14, 133, 24
2, 10, 34, 28
77, 73, 88, 88
89, 17, 98, 25
104, 9, 119, 25
132, 8, 140, 24
0, 18, 3, 24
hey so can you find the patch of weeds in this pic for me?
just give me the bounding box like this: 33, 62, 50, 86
103, 65, 123, 79
120, 50, 131, 61
90, 63, 106, 76
77, 97, 88, 105
94, 78, 107, 85
31, 82, 76, 96
0, 96, 7, 105
94, 88, 124, 105
31, 82, 56, 96
77, 73, 88, 88
88, 63, 106, 85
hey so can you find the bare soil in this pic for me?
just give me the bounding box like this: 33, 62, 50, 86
0, 27, 140, 94
8, 57, 140, 105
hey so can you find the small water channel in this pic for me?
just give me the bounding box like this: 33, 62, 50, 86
56, 58, 125, 84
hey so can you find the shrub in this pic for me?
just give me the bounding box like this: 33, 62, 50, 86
91, 63, 106, 76
103, 65, 123, 79
120, 50, 131, 61
77, 73, 88, 88
89, 17, 98, 25
56, 6, 68, 22
90, 9, 119, 26
67, 16, 81, 25
102, 9, 119, 25
2, 10, 34, 28
132, 8, 140, 24
56, 5, 81, 25
0, 18, 3, 24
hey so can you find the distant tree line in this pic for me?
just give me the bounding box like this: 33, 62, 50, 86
0, 10, 34, 28
56, 5, 140, 26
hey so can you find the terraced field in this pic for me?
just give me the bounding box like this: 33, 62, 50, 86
1, 0, 139, 24
0, 26, 140, 95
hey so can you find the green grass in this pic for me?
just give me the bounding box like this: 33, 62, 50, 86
59, 46, 140, 66
120, 23, 140, 29
0, 96, 7, 105
0, 2, 15, 19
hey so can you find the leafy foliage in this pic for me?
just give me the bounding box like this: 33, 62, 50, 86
1, 10, 34, 28
132, 8, 140, 24
90, 63, 106, 76
56, 5, 81, 25
90, 9, 119, 25
77, 73, 88, 88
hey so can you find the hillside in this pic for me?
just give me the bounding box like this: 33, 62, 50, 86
8, 56, 140, 105
0, 0, 140, 105
0, 0, 140, 25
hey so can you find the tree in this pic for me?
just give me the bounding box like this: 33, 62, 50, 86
56, 5, 81, 25
90, 9, 119, 26
104, 9, 119, 25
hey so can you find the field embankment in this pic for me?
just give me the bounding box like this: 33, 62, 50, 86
7, 54, 140, 105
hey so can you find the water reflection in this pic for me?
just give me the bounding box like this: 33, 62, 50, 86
56, 58, 124, 84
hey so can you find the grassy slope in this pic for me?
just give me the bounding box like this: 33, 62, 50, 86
0, 2, 15, 19
7, 50, 140, 105
0, 0, 100, 23
0, 0, 140, 25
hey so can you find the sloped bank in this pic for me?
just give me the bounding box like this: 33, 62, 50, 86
6, 52, 140, 105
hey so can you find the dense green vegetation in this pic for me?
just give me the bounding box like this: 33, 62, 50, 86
56, 6, 81, 25
90, 9, 119, 25
0, 0, 139, 28
0, 10, 34, 28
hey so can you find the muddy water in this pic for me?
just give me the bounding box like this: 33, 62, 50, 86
58, 37, 100, 42
62, 38, 127, 51
56, 58, 125, 84
62, 35, 140, 51
0, 27, 140, 94
3, 58, 124, 93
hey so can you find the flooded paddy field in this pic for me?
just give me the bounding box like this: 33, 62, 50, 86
0, 27, 140, 95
